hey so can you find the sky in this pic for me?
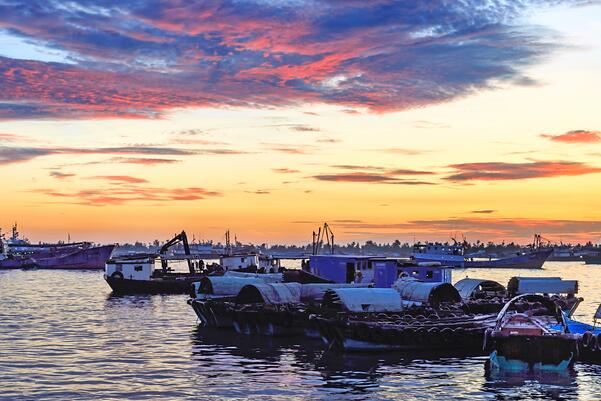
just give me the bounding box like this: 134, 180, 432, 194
0, 0, 601, 245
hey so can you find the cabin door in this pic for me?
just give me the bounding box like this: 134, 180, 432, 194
346, 262, 355, 283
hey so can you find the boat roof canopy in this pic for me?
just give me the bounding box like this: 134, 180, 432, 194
322, 288, 403, 313
454, 278, 505, 300
393, 279, 461, 307
235, 283, 301, 305
507, 277, 578, 296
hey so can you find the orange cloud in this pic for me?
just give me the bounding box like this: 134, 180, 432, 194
33, 186, 221, 206
272, 168, 300, 174
541, 130, 601, 143
88, 175, 149, 184
446, 161, 601, 182
313, 172, 434, 185
334, 218, 601, 243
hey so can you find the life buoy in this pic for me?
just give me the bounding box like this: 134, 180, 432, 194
110, 271, 124, 279
582, 331, 594, 348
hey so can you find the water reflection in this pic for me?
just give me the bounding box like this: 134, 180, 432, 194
3, 266, 601, 401
483, 367, 579, 400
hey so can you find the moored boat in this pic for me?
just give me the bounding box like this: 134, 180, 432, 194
583, 253, 601, 265
486, 294, 579, 372
105, 230, 284, 294
411, 241, 552, 269
34, 244, 115, 270
2, 223, 115, 269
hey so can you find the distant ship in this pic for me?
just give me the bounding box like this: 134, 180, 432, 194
583, 253, 601, 265
411, 237, 552, 269
547, 245, 590, 262
4, 224, 90, 255
0, 224, 115, 270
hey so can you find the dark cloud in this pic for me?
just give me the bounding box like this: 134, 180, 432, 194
313, 164, 437, 184
316, 137, 341, 143
49, 171, 75, 179
0, 1, 591, 119
470, 210, 496, 214
333, 218, 601, 242
245, 189, 271, 195
445, 161, 601, 182
272, 168, 300, 174
330, 165, 433, 175
290, 125, 321, 132
313, 172, 434, 185
88, 175, 149, 184
331, 165, 387, 171
388, 168, 434, 175
0, 146, 54, 164
0, 145, 244, 166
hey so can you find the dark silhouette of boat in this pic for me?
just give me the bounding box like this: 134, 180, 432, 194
486, 294, 579, 372
1, 223, 115, 270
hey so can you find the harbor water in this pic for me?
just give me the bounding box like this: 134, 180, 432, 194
2, 262, 601, 400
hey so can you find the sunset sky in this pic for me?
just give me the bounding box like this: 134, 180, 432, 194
1, 0, 601, 245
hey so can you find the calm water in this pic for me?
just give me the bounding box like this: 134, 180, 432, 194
2, 262, 601, 400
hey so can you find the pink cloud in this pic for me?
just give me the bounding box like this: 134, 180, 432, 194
541, 130, 601, 144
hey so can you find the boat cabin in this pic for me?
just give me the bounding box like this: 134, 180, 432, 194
412, 242, 464, 256
219, 253, 282, 272
220, 254, 260, 271
258, 255, 282, 273
105, 255, 156, 281
307, 255, 452, 288
507, 277, 578, 297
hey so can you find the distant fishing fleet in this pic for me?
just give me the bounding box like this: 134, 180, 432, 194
4, 222, 601, 373
0, 224, 114, 270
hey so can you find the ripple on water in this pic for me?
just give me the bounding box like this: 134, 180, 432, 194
2, 263, 601, 400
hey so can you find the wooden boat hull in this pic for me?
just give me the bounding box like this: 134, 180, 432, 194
106, 274, 203, 294
312, 314, 495, 352
188, 299, 236, 328
415, 248, 552, 269
35, 244, 115, 270
489, 335, 577, 371
584, 255, 601, 265
0, 256, 38, 270
465, 248, 552, 269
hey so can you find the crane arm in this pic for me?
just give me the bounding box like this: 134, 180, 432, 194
159, 231, 194, 273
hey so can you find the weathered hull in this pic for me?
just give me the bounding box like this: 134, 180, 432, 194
106, 275, 203, 294
465, 248, 552, 269
489, 335, 577, 371
0, 257, 38, 270
188, 299, 236, 328
584, 255, 601, 265
312, 314, 495, 352
414, 248, 552, 269
35, 245, 115, 270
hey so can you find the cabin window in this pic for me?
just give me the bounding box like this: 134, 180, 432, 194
134, 265, 143, 272
426, 270, 433, 279
240, 257, 245, 262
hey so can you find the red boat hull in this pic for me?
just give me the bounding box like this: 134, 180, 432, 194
35, 245, 115, 270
